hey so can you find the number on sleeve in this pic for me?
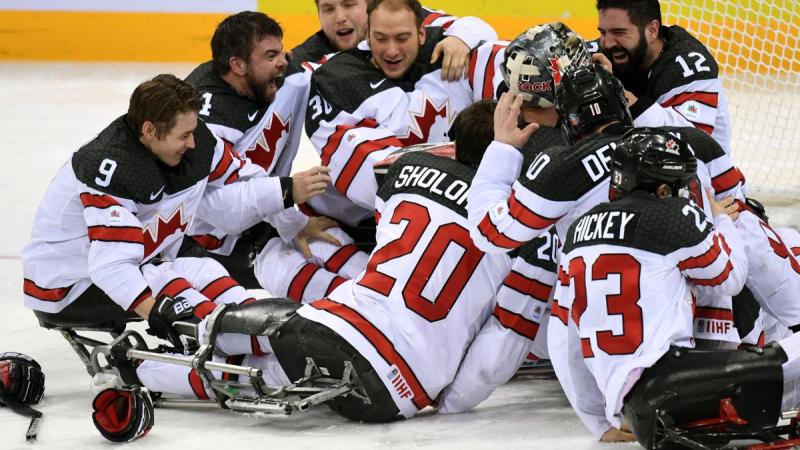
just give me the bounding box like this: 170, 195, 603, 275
525, 153, 551, 181
95, 158, 117, 187
675, 52, 711, 78
682, 203, 710, 232
199, 92, 213, 116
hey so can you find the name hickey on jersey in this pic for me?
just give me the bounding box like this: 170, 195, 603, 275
571, 211, 637, 245
393, 165, 470, 206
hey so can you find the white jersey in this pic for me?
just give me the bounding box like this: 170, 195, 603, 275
303, 27, 500, 225
22, 117, 288, 313
297, 152, 512, 417
186, 62, 313, 253
549, 192, 748, 438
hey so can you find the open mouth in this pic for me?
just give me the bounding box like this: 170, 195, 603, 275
336, 28, 354, 38
611, 49, 629, 63
383, 57, 403, 70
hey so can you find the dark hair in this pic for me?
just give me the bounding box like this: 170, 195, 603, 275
453, 100, 496, 168
211, 11, 283, 76
596, 0, 662, 29
126, 74, 202, 139
368, 0, 424, 28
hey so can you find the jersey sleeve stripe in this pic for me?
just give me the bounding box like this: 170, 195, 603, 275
87, 225, 144, 244
687, 260, 734, 286
320, 119, 378, 166
467, 50, 478, 91
23, 279, 73, 302
792, 246, 800, 257
191, 234, 225, 250
193, 301, 218, 321
128, 287, 152, 312
482, 44, 504, 100
335, 136, 401, 196
552, 299, 569, 325
288, 263, 322, 302
200, 276, 239, 301
325, 276, 348, 296
695, 306, 734, 321
224, 169, 240, 185
251, 334, 267, 356
209, 141, 236, 182
661, 91, 719, 108
477, 215, 525, 250
711, 167, 745, 193
311, 298, 433, 410
80, 193, 120, 209
677, 234, 722, 270
325, 244, 360, 273
188, 369, 210, 400
503, 271, 553, 302
422, 11, 445, 26
158, 278, 192, 299
509, 191, 560, 230
493, 304, 540, 339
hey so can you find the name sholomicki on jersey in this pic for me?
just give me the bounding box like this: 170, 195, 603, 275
549, 191, 746, 436
22, 116, 287, 313
297, 152, 512, 418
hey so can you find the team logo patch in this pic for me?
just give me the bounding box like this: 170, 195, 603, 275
490, 204, 508, 221
108, 206, 123, 225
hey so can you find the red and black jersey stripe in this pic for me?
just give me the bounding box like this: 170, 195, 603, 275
201, 276, 239, 301
80, 193, 120, 209
336, 136, 401, 196
688, 260, 734, 287
694, 306, 734, 322
551, 299, 569, 325
502, 271, 553, 303
480, 44, 505, 100
678, 234, 723, 271
188, 369, 209, 400
158, 278, 192, 299
87, 225, 144, 245
326, 244, 360, 274
208, 141, 237, 183
493, 304, 540, 339
311, 298, 433, 410
508, 191, 560, 230
711, 167, 745, 194
477, 215, 524, 250
287, 263, 322, 301
325, 276, 348, 296
23, 279, 73, 302
192, 234, 225, 251
320, 118, 378, 166
128, 288, 152, 312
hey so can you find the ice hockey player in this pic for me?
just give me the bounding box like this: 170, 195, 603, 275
549, 128, 800, 449
184, 11, 338, 287
21, 75, 326, 347
593, 0, 732, 152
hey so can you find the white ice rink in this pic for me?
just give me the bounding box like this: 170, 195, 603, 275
0, 62, 793, 450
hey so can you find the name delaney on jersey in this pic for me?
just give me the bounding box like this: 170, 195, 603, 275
393, 164, 470, 206
571, 211, 637, 245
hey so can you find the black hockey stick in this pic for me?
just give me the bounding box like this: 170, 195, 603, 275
0, 393, 43, 442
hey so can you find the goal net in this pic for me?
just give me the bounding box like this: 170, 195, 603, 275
661, 0, 800, 205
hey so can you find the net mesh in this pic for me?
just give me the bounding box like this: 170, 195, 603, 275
662, 0, 800, 204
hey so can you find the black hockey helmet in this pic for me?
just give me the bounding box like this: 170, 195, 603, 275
555, 63, 632, 144
611, 128, 699, 198
501, 22, 591, 108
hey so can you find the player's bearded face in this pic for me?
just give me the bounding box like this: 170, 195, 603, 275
245, 36, 287, 106
367, 7, 425, 80
146, 111, 198, 167
604, 31, 648, 78
319, 0, 369, 51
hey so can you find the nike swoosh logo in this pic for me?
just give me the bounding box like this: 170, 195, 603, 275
247, 110, 259, 121
149, 186, 165, 201
370, 78, 387, 89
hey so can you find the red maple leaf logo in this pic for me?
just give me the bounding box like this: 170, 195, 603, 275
548, 57, 562, 85
398, 97, 449, 146
245, 112, 290, 172
142, 207, 189, 258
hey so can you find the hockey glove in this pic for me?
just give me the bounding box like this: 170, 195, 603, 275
92, 386, 154, 443
0, 352, 45, 404
147, 295, 198, 346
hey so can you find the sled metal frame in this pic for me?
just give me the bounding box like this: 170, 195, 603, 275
89, 327, 371, 417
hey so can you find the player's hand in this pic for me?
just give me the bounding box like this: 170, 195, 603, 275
600, 427, 636, 443
624, 89, 637, 107
294, 216, 342, 259
292, 166, 331, 204
431, 36, 470, 81
592, 52, 613, 72
494, 93, 539, 149
707, 189, 740, 221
